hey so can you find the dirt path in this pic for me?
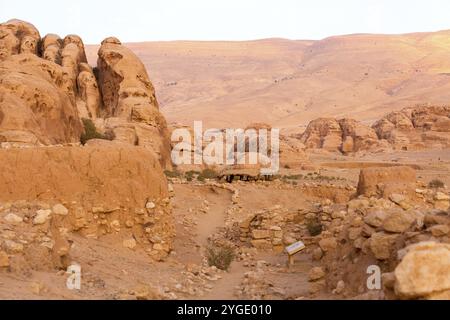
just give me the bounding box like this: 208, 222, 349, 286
171, 183, 316, 300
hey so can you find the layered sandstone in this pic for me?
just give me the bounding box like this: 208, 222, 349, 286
96, 38, 172, 168
300, 105, 450, 154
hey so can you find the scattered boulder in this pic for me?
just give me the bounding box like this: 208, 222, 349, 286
308, 267, 325, 281
319, 237, 337, 252
33, 209, 52, 225
369, 232, 399, 260
52, 204, 69, 216
4, 213, 23, 224
382, 210, 416, 233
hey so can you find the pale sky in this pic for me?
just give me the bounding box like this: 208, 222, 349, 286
1, 0, 450, 44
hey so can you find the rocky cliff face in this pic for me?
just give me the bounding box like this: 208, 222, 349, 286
0, 19, 171, 168
0, 19, 175, 263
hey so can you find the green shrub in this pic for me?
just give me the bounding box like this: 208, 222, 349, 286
185, 170, 200, 181
198, 168, 219, 180
205, 245, 235, 271
307, 219, 323, 236
80, 118, 112, 145
164, 170, 182, 178
428, 179, 445, 189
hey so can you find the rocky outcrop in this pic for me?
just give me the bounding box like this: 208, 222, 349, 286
77, 63, 101, 119
372, 105, 450, 150
300, 118, 388, 154
300, 118, 343, 152
301, 105, 450, 154
0, 54, 83, 146
0, 19, 40, 60
0, 19, 171, 169
96, 38, 172, 168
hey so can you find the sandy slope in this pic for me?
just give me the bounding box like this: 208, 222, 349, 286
86, 31, 450, 130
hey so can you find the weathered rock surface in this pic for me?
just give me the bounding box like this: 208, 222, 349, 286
0, 145, 174, 250
300, 105, 450, 154
357, 166, 416, 198
373, 105, 450, 151
394, 242, 450, 299
96, 39, 172, 168
0, 54, 83, 146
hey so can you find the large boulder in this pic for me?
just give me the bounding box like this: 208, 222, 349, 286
394, 242, 450, 299
357, 166, 416, 198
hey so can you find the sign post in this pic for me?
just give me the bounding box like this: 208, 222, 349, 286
285, 241, 306, 267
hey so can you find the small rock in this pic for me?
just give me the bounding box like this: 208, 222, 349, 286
123, 238, 137, 250
332, 280, 345, 294
312, 247, 323, 261
370, 232, 399, 260
33, 209, 52, 225
331, 211, 346, 219
3, 240, 24, 253
308, 267, 325, 281
0, 251, 9, 267
364, 210, 387, 228
389, 194, 412, 210
30, 282, 45, 295
252, 229, 271, 239
4, 213, 23, 224
435, 192, 450, 201
146, 201, 156, 210
52, 204, 69, 216
428, 225, 449, 237
318, 237, 337, 252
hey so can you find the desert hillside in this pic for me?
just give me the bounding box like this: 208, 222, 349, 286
88, 31, 450, 130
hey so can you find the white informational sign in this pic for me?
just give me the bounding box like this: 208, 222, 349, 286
285, 241, 306, 256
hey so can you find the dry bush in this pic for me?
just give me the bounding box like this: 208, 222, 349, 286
205, 245, 235, 271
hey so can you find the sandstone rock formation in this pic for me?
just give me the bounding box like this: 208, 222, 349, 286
300, 105, 450, 154
373, 105, 450, 150
0, 19, 40, 60
96, 38, 172, 168
0, 54, 83, 146
300, 118, 388, 154
0, 19, 171, 169
0, 19, 175, 266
